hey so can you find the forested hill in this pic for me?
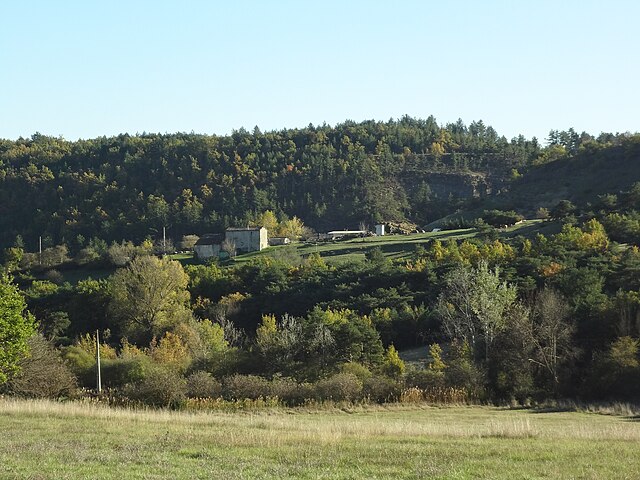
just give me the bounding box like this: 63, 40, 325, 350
0, 117, 637, 249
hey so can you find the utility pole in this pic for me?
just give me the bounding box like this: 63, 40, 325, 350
39, 236, 42, 265
96, 330, 102, 394
163, 226, 166, 256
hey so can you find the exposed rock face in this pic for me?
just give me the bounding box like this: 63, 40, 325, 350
423, 172, 491, 198
402, 170, 493, 199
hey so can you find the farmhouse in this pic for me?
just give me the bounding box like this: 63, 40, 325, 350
225, 227, 268, 253
194, 227, 268, 260
193, 234, 224, 260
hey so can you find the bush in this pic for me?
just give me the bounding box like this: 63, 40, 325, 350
124, 366, 187, 408
339, 362, 372, 382
405, 368, 445, 390
43, 269, 64, 285
8, 335, 77, 398
481, 209, 524, 227
270, 377, 314, 406
315, 373, 363, 402
222, 374, 271, 400
186, 371, 222, 398
102, 356, 150, 388
62, 345, 96, 387
363, 375, 402, 403
400, 386, 468, 404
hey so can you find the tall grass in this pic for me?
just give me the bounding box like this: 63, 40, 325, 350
2, 397, 640, 479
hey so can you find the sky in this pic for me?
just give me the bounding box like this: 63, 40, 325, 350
1, 0, 638, 142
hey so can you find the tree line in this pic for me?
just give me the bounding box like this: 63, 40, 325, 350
0, 116, 556, 250
2, 197, 640, 405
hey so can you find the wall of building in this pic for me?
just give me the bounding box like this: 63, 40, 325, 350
194, 243, 221, 259
225, 228, 267, 253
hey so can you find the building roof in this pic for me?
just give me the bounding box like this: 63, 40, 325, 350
226, 227, 266, 232
327, 230, 366, 235
194, 234, 224, 246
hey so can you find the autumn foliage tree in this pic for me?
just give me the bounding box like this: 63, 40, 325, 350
109, 256, 190, 343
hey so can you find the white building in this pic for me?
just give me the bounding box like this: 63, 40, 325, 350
375, 224, 385, 236
268, 237, 291, 246
225, 227, 268, 253
326, 230, 367, 240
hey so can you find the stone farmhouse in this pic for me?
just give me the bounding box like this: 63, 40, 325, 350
193, 233, 224, 260
194, 227, 267, 260
225, 227, 268, 253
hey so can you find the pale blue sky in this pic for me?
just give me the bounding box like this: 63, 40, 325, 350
1, 0, 638, 142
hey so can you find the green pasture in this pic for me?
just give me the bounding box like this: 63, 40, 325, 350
1, 399, 638, 479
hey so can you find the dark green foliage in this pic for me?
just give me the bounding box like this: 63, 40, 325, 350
315, 373, 363, 402
363, 375, 402, 402
123, 366, 187, 408
222, 374, 272, 400
0, 274, 37, 384
551, 200, 577, 220
4, 126, 640, 403
101, 357, 150, 389
186, 371, 222, 398
444, 340, 485, 398
0, 118, 545, 250
405, 368, 446, 390
588, 337, 640, 400
481, 209, 524, 227
7, 335, 77, 398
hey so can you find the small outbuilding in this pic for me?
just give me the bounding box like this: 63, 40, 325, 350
193, 234, 224, 260
269, 237, 290, 246
375, 224, 385, 236
327, 230, 367, 240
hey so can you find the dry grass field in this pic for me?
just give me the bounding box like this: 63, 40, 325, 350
1, 398, 639, 479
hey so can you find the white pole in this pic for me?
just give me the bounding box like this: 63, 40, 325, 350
39, 236, 42, 265
163, 226, 166, 256
96, 330, 102, 394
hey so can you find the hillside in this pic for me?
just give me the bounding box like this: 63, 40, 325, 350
1, 122, 638, 257
501, 138, 640, 214
0, 117, 539, 250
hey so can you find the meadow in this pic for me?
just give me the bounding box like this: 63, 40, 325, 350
1, 398, 638, 479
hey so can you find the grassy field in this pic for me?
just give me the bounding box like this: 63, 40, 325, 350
1, 399, 639, 479
184, 220, 545, 267
229, 227, 478, 266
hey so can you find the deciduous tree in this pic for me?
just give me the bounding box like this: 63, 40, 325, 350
109, 256, 190, 343
0, 274, 37, 384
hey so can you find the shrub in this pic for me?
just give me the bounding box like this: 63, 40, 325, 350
62, 345, 96, 387
186, 371, 222, 398
481, 209, 524, 227
101, 356, 150, 388
270, 377, 314, 406
405, 368, 445, 390
222, 374, 271, 400
339, 362, 372, 382
8, 335, 77, 398
400, 386, 469, 404
124, 366, 187, 408
315, 373, 363, 402
363, 375, 402, 403
43, 269, 64, 285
